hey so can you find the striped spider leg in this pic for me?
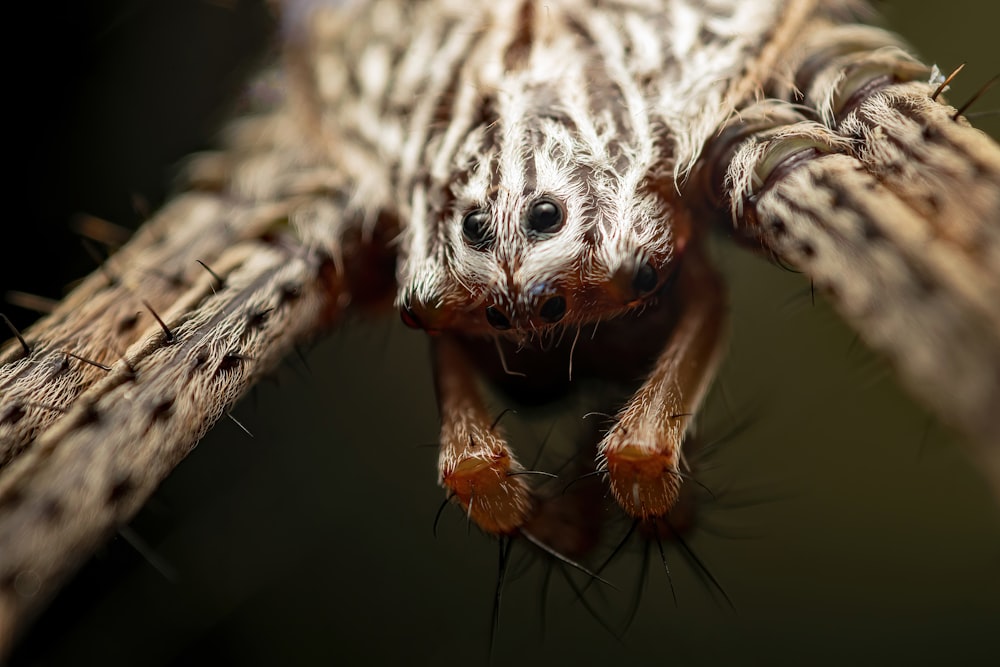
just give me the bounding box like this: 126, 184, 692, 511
697, 11, 1000, 488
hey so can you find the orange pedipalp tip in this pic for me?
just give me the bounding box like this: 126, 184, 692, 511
603, 445, 681, 519
442, 453, 532, 535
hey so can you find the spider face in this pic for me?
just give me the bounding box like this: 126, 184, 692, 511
396, 105, 687, 340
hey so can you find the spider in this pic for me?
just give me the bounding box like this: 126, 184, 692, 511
1, 0, 1000, 664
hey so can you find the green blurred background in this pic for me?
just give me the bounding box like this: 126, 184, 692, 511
4, 1, 999, 665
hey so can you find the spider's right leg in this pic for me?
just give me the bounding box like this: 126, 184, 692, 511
432, 334, 533, 535
700, 16, 1000, 494
597, 241, 728, 520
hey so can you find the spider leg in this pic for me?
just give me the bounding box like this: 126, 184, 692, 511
432, 334, 533, 535
597, 242, 728, 520
0, 89, 388, 644
782, 22, 1000, 257
705, 21, 1000, 491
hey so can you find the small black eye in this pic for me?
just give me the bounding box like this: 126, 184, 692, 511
400, 304, 422, 329
539, 296, 566, 323
485, 305, 511, 330
461, 209, 491, 249
526, 197, 563, 234
633, 261, 658, 295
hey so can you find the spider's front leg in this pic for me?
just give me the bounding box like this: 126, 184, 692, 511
599, 242, 728, 520
432, 334, 532, 535
0, 85, 397, 647
706, 19, 1000, 493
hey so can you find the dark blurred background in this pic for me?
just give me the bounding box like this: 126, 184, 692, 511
3, 1, 1000, 665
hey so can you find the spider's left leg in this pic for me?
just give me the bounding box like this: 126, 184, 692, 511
432, 334, 533, 535
597, 241, 728, 520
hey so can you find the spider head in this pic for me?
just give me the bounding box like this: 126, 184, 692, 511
396, 92, 689, 339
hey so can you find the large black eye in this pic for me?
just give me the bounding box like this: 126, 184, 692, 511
485, 305, 511, 330
525, 197, 564, 234
461, 209, 491, 249
539, 296, 566, 323
632, 261, 658, 296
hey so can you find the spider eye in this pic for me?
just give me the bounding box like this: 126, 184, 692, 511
485, 305, 511, 330
632, 261, 658, 295
539, 295, 567, 323
525, 197, 563, 234
461, 209, 491, 249
400, 304, 423, 329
